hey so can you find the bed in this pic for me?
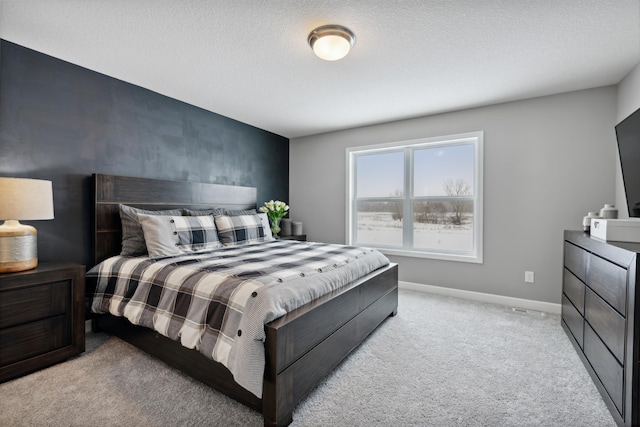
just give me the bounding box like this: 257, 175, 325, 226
88, 173, 398, 426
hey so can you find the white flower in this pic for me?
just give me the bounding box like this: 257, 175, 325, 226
260, 199, 290, 222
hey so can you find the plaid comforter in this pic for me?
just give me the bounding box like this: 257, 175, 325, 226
87, 240, 390, 397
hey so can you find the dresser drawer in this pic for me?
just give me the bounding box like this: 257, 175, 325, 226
585, 288, 625, 364
563, 268, 585, 314
0, 315, 71, 366
562, 294, 584, 348
0, 280, 70, 329
565, 242, 587, 282
587, 254, 627, 315
584, 324, 623, 415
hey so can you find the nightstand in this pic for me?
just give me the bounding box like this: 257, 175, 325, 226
279, 235, 307, 241
0, 262, 85, 382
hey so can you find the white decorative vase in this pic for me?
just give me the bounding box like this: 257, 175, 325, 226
583, 212, 601, 233
292, 221, 303, 236
599, 204, 618, 219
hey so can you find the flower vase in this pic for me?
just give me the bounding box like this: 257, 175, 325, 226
271, 217, 282, 237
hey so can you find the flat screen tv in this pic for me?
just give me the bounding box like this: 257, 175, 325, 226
616, 107, 640, 217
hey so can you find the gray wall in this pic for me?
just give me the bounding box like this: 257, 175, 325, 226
0, 40, 289, 267
615, 61, 640, 218
290, 87, 617, 304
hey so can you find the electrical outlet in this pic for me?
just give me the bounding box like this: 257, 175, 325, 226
525, 271, 534, 283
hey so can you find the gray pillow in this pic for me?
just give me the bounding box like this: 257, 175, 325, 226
183, 207, 225, 216
224, 208, 257, 216
119, 204, 183, 256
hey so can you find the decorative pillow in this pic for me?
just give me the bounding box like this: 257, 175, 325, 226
215, 214, 266, 246
171, 215, 222, 253
224, 208, 257, 216
257, 212, 275, 241
119, 205, 183, 256
182, 207, 225, 216
137, 214, 221, 258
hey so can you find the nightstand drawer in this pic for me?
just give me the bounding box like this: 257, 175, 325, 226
0, 315, 70, 366
0, 262, 84, 383
0, 280, 70, 329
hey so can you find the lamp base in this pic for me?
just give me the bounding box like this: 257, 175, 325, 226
0, 220, 38, 273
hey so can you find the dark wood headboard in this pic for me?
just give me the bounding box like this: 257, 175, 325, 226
93, 174, 257, 265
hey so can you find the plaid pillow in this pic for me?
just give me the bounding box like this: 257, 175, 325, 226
257, 212, 275, 241
137, 214, 221, 257
214, 214, 266, 246
172, 216, 221, 252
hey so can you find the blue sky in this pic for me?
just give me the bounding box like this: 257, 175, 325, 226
356, 143, 475, 197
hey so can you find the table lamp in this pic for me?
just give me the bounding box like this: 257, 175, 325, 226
0, 177, 54, 273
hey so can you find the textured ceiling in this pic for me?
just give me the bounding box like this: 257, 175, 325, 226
0, 0, 639, 139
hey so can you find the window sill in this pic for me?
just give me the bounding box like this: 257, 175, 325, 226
376, 247, 483, 264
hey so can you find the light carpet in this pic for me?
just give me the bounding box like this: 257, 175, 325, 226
0, 289, 616, 426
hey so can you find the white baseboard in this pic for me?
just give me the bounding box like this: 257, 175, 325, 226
399, 281, 561, 315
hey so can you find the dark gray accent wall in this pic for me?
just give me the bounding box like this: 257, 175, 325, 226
0, 40, 289, 267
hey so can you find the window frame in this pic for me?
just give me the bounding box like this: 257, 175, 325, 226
346, 131, 483, 263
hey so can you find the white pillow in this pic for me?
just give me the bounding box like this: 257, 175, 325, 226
137, 214, 221, 257
119, 204, 183, 256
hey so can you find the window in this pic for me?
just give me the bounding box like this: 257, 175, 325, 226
347, 132, 483, 263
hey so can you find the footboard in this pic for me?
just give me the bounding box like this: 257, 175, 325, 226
93, 263, 398, 426
262, 263, 398, 426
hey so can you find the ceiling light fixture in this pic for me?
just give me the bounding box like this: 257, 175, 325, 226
308, 25, 356, 61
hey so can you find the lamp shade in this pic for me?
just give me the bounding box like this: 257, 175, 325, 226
0, 177, 54, 220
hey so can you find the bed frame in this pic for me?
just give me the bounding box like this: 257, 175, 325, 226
91, 173, 398, 426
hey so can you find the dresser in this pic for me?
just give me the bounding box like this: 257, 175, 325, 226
0, 262, 85, 382
562, 230, 640, 426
